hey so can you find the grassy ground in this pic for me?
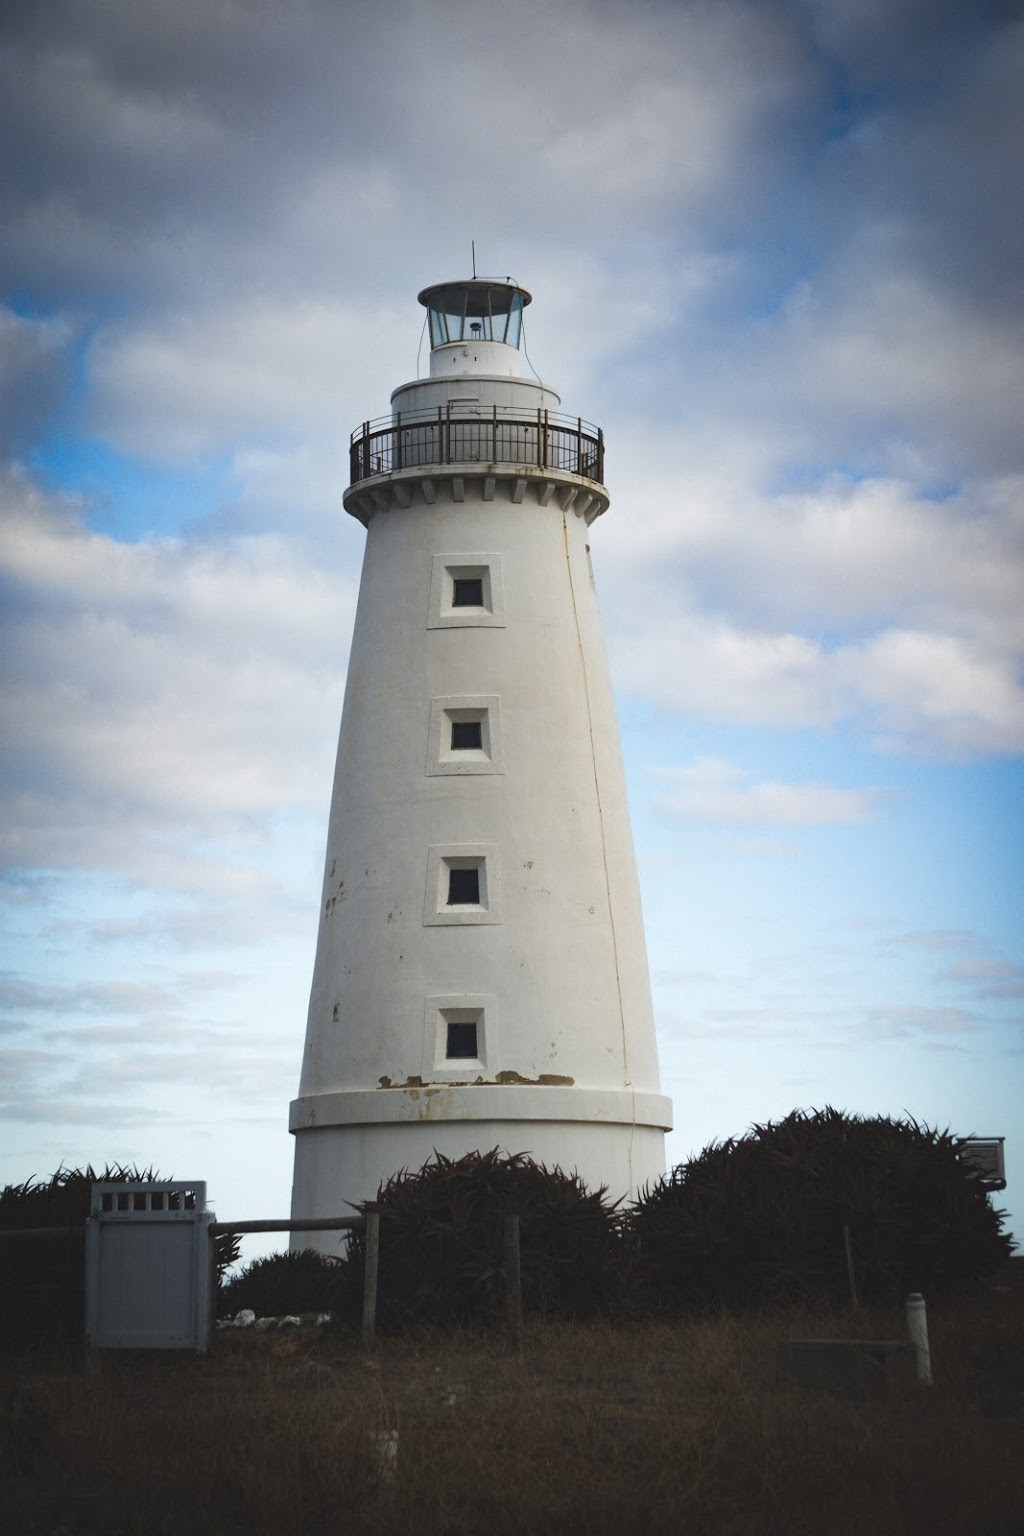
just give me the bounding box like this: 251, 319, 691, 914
3, 1284, 1022, 1536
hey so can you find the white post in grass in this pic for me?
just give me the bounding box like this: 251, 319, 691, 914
906, 1292, 932, 1384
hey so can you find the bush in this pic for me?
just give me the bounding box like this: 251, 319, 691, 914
344, 1147, 623, 1331
630, 1107, 1013, 1313
218, 1249, 346, 1318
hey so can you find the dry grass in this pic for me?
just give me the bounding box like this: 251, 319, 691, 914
3, 1286, 1022, 1535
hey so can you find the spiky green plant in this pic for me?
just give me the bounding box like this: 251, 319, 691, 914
218, 1249, 346, 1318
344, 1148, 623, 1330
630, 1108, 1013, 1312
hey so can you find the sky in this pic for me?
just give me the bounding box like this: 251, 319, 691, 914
1, 0, 1022, 1261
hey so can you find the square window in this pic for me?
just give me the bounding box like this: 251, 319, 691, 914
424, 844, 501, 925
423, 995, 498, 1079
451, 719, 482, 751
452, 576, 483, 607
426, 696, 504, 776
446, 1021, 478, 1058
428, 554, 505, 629
447, 865, 480, 905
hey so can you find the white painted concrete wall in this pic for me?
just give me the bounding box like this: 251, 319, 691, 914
291, 293, 671, 1242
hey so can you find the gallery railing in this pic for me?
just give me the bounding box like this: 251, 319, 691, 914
349, 405, 605, 487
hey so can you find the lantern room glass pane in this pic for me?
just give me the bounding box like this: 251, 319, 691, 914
429, 306, 448, 347
425, 285, 524, 349
443, 292, 466, 342
505, 293, 523, 348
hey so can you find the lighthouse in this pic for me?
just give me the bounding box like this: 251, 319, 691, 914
290, 277, 672, 1237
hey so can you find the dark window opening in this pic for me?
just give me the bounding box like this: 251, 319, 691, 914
447, 866, 480, 905
451, 719, 483, 751
446, 1021, 478, 1059
452, 577, 483, 607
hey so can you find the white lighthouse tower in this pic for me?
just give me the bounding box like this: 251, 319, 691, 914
290, 277, 671, 1235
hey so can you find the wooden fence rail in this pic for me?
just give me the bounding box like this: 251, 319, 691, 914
209, 1213, 380, 1346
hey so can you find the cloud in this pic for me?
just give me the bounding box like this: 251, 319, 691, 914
652, 757, 883, 826
879, 929, 979, 954
0, 976, 185, 1017
843, 627, 1024, 755
86, 299, 412, 464
613, 606, 841, 728
0, 468, 354, 881
0, 307, 75, 454
601, 470, 1024, 755
946, 960, 1024, 1001
4, 4, 1019, 767
862, 1004, 981, 1039
0, 0, 817, 311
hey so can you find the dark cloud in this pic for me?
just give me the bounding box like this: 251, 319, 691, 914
0, 0, 817, 309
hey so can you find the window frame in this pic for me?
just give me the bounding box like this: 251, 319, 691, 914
425, 696, 504, 777
428, 553, 506, 629
422, 994, 499, 1080
423, 844, 502, 926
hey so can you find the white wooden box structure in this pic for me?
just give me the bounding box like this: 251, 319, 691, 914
85, 1182, 215, 1353
957, 1137, 1007, 1189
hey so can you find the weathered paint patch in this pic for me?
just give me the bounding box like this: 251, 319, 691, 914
497, 1069, 574, 1086
376, 1070, 575, 1090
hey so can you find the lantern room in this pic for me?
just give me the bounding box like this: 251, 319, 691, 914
418, 279, 531, 379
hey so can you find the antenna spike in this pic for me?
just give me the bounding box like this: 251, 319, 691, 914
471, 240, 476, 279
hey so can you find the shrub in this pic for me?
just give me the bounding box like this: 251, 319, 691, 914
344, 1147, 623, 1331
630, 1107, 1013, 1312
218, 1249, 346, 1319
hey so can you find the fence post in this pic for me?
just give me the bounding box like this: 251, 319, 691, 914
362, 1211, 380, 1348
503, 1214, 522, 1353
906, 1292, 932, 1384
843, 1222, 860, 1309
